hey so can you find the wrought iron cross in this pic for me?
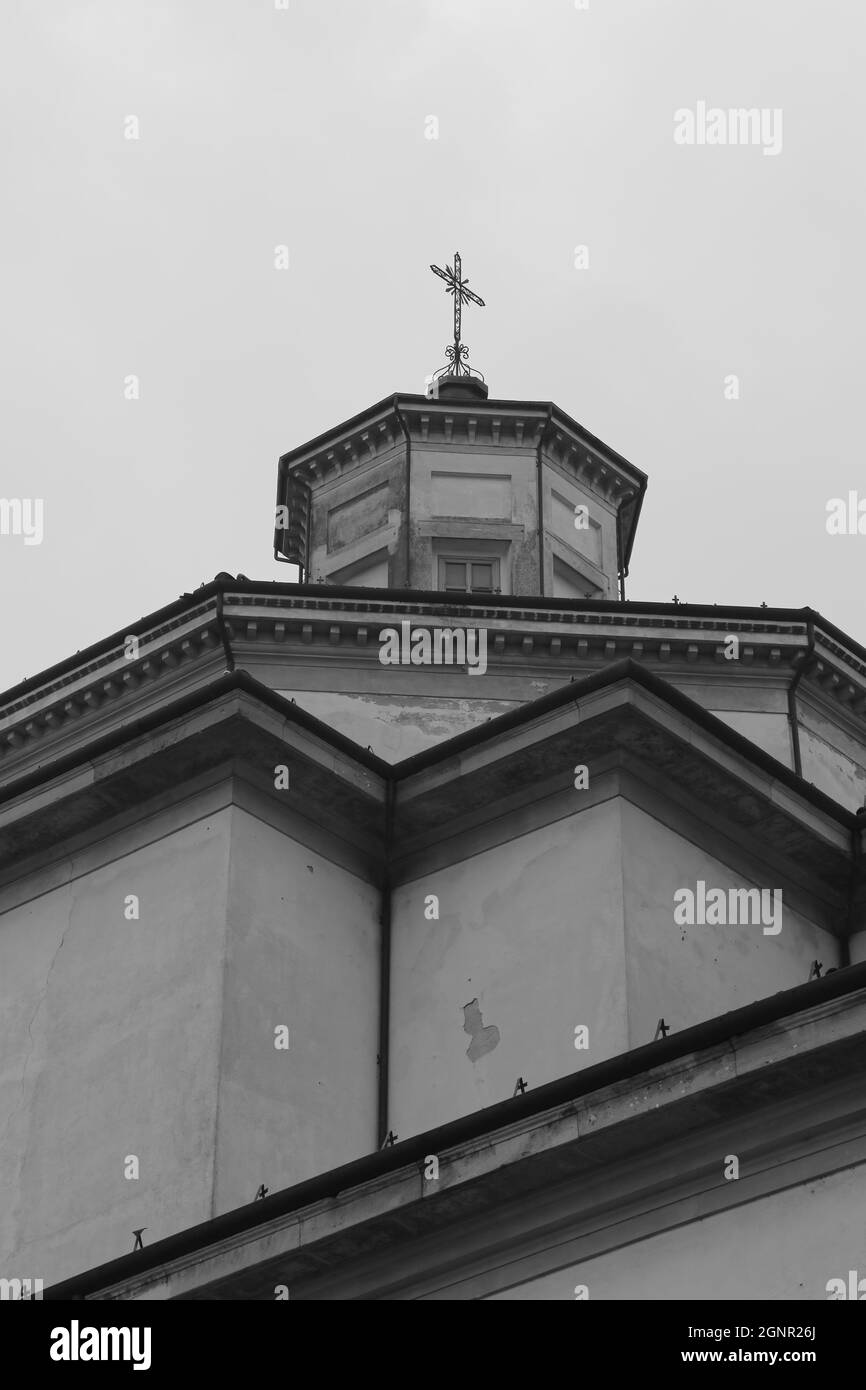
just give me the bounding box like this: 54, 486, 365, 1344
430, 252, 485, 377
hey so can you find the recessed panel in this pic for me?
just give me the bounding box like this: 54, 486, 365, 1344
330, 551, 390, 587
432, 472, 511, 519
552, 490, 602, 567
553, 554, 602, 599
327, 483, 389, 553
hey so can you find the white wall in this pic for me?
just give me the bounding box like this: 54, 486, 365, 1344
0, 806, 232, 1285
213, 808, 380, 1213
621, 802, 839, 1045
390, 801, 628, 1138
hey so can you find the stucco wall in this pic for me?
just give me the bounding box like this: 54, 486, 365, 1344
486, 1162, 866, 1299
309, 449, 406, 587
389, 800, 628, 1139
850, 927, 866, 965
275, 685, 812, 771
388, 791, 841, 1142
409, 448, 539, 594
0, 807, 232, 1286
620, 802, 839, 1045
213, 808, 380, 1213
798, 701, 866, 811
707, 708, 793, 767
279, 689, 517, 761
268, 670, 851, 785
0, 792, 382, 1287
541, 461, 617, 598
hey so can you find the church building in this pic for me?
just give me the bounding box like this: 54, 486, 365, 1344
2, 259, 865, 1300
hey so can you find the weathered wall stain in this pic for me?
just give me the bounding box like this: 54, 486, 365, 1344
463, 998, 500, 1062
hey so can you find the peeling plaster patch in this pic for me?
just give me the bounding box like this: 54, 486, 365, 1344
277, 692, 518, 760
394, 698, 515, 736
463, 998, 500, 1062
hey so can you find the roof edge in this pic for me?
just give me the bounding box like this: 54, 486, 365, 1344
2, 587, 847, 711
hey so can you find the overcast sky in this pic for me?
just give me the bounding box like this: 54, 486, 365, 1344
2, 0, 864, 691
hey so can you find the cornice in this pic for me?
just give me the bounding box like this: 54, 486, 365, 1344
277, 396, 644, 514
3, 589, 866, 770
0, 605, 225, 768
542, 426, 638, 508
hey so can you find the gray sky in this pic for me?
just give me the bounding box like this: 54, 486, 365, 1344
2, 0, 864, 691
